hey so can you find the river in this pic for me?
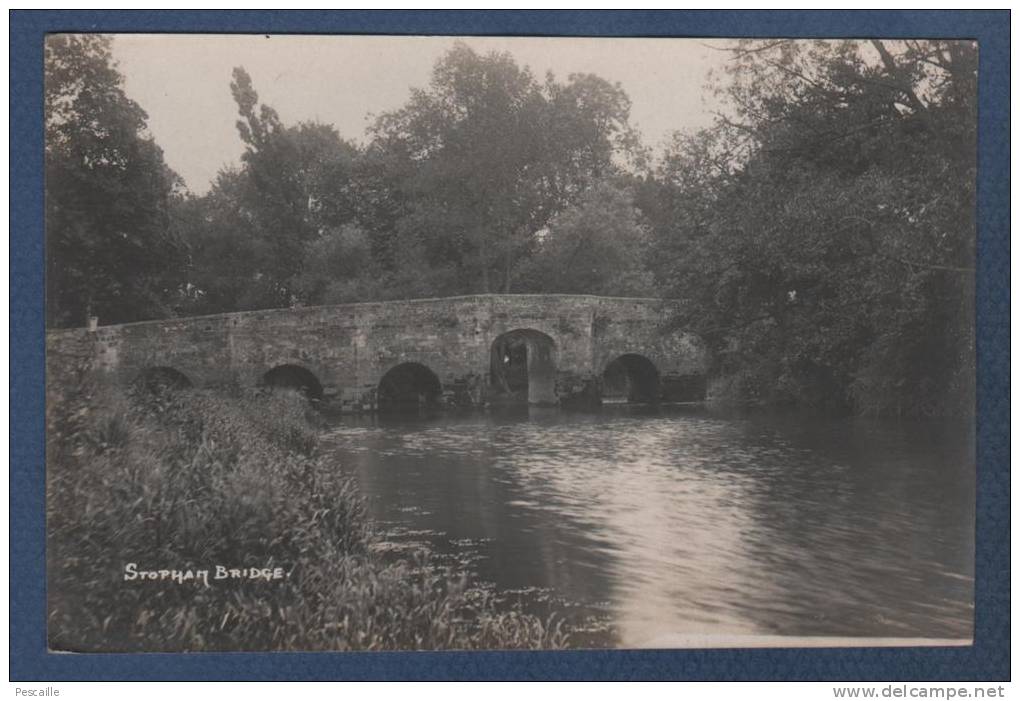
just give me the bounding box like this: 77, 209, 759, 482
320, 406, 974, 648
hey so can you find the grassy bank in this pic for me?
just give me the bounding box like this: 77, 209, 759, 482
46, 377, 567, 652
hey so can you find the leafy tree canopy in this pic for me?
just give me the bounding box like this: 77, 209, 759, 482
174, 67, 361, 313
366, 42, 639, 294
649, 40, 976, 415
515, 182, 655, 297
45, 34, 185, 327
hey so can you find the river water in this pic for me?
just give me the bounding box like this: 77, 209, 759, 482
321, 406, 974, 648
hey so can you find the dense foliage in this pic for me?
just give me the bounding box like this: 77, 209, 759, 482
45, 35, 186, 327
175, 68, 362, 313
47, 378, 569, 651
46, 38, 977, 415
643, 40, 976, 415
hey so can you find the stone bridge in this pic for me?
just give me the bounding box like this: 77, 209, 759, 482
46, 294, 709, 411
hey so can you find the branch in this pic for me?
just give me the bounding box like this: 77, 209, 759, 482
761, 57, 828, 92
870, 40, 939, 136
699, 39, 786, 57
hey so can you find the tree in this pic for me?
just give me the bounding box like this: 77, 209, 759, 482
515, 182, 655, 297
176, 68, 361, 313
170, 168, 271, 315
650, 39, 977, 415
177, 48, 645, 312
367, 42, 638, 294
289, 224, 390, 305
230, 67, 361, 307
45, 34, 185, 327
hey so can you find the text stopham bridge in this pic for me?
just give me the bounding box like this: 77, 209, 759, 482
46, 294, 710, 412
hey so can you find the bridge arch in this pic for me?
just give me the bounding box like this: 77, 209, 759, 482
134, 366, 192, 393
602, 353, 660, 403
490, 329, 557, 405
377, 362, 442, 413
261, 364, 324, 400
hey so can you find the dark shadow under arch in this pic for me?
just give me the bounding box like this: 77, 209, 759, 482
378, 362, 442, 413
603, 354, 660, 403
134, 366, 192, 393
262, 364, 324, 400
490, 329, 557, 405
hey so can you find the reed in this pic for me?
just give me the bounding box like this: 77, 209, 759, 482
46, 379, 568, 652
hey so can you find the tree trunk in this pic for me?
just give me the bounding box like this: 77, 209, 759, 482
870, 40, 937, 135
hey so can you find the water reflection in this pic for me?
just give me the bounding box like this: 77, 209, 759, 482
321, 406, 974, 648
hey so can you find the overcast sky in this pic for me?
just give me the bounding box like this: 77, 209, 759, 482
112, 34, 732, 194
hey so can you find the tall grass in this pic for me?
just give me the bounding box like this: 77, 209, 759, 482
46, 376, 568, 652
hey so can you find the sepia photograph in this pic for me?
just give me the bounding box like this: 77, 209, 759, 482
43, 32, 978, 654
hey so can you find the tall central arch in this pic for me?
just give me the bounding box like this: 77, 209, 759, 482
489, 329, 557, 405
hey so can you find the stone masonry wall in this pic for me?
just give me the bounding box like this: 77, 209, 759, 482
45, 294, 709, 409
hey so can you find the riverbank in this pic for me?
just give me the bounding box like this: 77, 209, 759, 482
46, 378, 568, 652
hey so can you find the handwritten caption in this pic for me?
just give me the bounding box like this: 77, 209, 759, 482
124, 562, 289, 586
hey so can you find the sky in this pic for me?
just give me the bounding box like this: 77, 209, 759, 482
112, 35, 733, 194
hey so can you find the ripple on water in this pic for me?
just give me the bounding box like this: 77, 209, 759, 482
324, 409, 974, 645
